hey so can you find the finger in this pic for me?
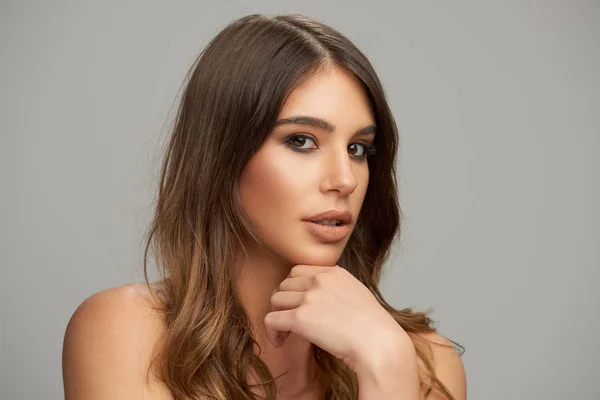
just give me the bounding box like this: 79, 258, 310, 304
289, 265, 336, 278
278, 276, 313, 292
274, 332, 286, 348
270, 291, 304, 311
264, 315, 281, 348
264, 309, 295, 347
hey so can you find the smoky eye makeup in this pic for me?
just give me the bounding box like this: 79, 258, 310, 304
283, 133, 376, 160
283, 133, 317, 151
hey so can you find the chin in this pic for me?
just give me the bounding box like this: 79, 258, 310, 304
287, 245, 345, 267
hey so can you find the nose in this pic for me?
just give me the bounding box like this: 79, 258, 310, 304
319, 146, 359, 196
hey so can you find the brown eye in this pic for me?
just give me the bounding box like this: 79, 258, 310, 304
284, 134, 317, 151
290, 136, 307, 146
348, 142, 376, 160
348, 143, 366, 157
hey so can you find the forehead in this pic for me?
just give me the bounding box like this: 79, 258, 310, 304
278, 67, 375, 127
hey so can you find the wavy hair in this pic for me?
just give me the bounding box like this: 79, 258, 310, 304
142, 13, 464, 400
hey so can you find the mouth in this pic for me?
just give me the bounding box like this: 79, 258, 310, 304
311, 220, 343, 226
302, 220, 351, 243
302, 209, 353, 243
303, 209, 353, 226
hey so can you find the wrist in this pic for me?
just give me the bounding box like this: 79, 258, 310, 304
355, 338, 417, 378
354, 333, 421, 399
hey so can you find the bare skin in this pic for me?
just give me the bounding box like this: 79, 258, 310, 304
62, 65, 467, 399
236, 65, 374, 398
63, 282, 465, 399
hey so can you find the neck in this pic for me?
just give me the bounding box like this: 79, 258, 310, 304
236, 244, 322, 398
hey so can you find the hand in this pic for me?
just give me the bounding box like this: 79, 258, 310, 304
264, 264, 410, 372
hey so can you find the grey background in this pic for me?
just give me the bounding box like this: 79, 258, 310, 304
1, 1, 598, 399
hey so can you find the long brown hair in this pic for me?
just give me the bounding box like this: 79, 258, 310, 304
142, 13, 464, 399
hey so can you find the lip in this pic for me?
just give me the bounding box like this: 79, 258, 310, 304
303, 221, 351, 243
303, 209, 353, 225
302, 209, 353, 243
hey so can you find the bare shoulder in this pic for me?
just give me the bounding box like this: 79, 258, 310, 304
418, 332, 467, 400
62, 283, 174, 400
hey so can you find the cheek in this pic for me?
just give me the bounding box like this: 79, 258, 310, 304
354, 165, 369, 202
239, 148, 310, 229
358, 166, 369, 191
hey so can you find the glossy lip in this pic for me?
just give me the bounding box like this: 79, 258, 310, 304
303, 209, 353, 225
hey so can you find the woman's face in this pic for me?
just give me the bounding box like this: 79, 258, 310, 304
239, 66, 376, 266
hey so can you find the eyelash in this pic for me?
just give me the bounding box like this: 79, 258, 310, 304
284, 134, 377, 160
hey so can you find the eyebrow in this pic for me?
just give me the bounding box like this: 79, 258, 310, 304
273, 115, 377, 137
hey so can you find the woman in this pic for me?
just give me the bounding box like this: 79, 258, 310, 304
62, 13, 466, 400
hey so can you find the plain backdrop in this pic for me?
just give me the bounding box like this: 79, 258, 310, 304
1, 1, 599, 399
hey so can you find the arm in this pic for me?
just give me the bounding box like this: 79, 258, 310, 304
62, 285, 173, 400
355, 332, 466, 400
355, 338, 421, 399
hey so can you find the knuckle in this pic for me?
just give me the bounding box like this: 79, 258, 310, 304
303, 290, 318, 304
293, 307, 309, 326
290, 265, 302, 276
313, 272, 329, 286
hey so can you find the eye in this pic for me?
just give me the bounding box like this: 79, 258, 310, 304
284, 134, 317, 151
348, 143, 366, 157
284, 133, 377, 160
349, 142, 377, 160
